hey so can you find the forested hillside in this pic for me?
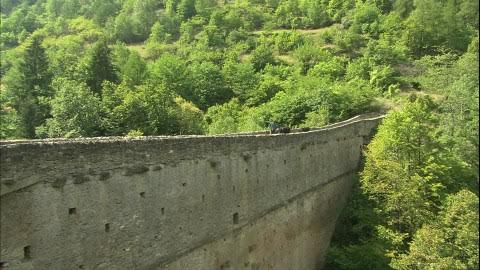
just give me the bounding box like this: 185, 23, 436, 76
1, 0, 478, 268
1, 0, 476, 138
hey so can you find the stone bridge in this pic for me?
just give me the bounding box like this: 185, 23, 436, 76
0, 114, 383, 270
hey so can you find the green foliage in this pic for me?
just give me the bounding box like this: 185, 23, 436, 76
190, 61, 233, 110
300, 105, 330, 128
413, 40, 479, 185
363, 38, 407, 66
148, 22, 171, 44
332, 29, 365, 54
113, 12, 136, 42
122, 51, 147, 86
327, 0, 355, 22
0, 0, 19, 14
111, 42, 131, 73
0, 91, 19, 139
226, 29, 252, 47
393, 0, 414, 18
46, 0, 82, 19
274, 31, 304, 54
301, 0, 331, 27
90, 0, 120, 25
174, 97, 204, 134
197, 24, 225, 48
149, 54, 192, 100
391, 190, 479, 270
293, 43, 331, 74
177, 0, 196, 20
222, 59, 258, 101
458, 0, 479, 28
3, 35, 52, 138
126, 129, 143, 137
414, 52, 459, 92
325, 177, 391, 270
437, 41, 479, 182
257, 76, 333, 126
39, 79, 104, 138
402, 0, 473, 57
204, 97, 264, 134
250, 44, 276, 71
333, 79, 378, 117
362, 99, 444, 235
195, 0, 217, 18
274, 0, 302, 28
112, 83, 179, 135
329, 87, 479, 268
186, 46, 224, 65
111, 0, 158, 42
345, 57, 372, 81
401, 0, 442, 56
327, 240, 391, 270
100, 81, 128, 135
308, 56, 347, 80
204, 98, 243, 134
179, 17, 206, 44
369, 65, 398, 91
348, 1, 382, 37
85, 39, 119, 95
245, 73, 284, 107
0, 5, 43, 48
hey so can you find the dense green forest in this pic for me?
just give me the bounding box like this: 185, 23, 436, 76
0, 0, 478, 269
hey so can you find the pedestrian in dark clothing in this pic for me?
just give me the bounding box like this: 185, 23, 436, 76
269, 122, 279, 134
269, 121, 291, 134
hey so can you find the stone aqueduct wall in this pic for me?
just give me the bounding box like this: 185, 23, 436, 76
0, 115, 383, 270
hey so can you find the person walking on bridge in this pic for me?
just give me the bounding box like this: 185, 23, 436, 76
269, 121, 279, 134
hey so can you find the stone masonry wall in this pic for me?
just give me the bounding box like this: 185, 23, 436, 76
0, 115, 383, 270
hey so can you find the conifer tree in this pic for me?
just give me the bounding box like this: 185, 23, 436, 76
177, 0, 196, 20
86, 39, 118, 96
5, 35, 52, 138
122, 51, 146, 87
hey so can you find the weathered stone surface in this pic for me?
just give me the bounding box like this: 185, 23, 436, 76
123, 164, 150, 176
51, 177, 67, 188
0, 114, 383, 270
98, 172, 111, 181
